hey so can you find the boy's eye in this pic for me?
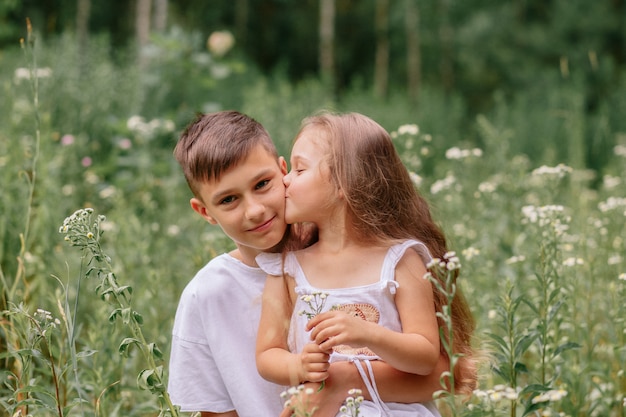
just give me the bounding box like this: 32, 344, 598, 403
219, 195, 236, 205
255, 179, 270, 190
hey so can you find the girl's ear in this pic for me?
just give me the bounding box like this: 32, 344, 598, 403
190, 197, 218, 225
278, 156, 288, 175
336, 186, 345, 200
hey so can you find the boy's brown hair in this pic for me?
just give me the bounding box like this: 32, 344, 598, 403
174, 111, 278, 199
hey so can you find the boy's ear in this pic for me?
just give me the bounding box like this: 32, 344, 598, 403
278, 156, 288, 175
190, 197, 218, 225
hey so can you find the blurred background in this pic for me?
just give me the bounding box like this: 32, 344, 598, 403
1, 2, 625, 416
2, 0, 625, 169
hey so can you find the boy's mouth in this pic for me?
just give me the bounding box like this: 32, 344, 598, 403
248, 216, 275, 232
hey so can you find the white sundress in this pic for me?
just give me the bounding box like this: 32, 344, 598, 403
257, 239, 441, 417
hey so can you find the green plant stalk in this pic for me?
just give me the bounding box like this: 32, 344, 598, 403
61, 210, 179, 416
28, 314, 64, 417
536, 231, 560, 387
93, 247, 178, 415
51, 272, 88, 417
503, 286, 518, 417
426, 257, 461, 417
0, 18, 43, 416
10, 19, 41, 301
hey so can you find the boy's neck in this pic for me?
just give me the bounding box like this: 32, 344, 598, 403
229, 247, 260, 268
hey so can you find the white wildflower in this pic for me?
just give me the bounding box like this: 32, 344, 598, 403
445, 147, 483, 160
409, 171, 422, 188
478, 181, 497, 193
462, 246, 480, 260
14, 67, 52, 83
532, 389, 568, 404
506, 255, 526, 264
603, 175, 621, 190
562, 257, 584, 267
598, 197, 626, 212
430, 174, 456, 195
531, 164, 573, 178
614, 144, 626, 157
397, 124, 419, 136
426, 258, 440, 269
207, 30, 235, 57
99, 185, 117, 199
167, 225, 181, 236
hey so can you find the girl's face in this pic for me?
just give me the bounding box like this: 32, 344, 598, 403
283, 128, 339, 225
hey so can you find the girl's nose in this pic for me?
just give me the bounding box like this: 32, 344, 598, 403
283, 171, 292, 187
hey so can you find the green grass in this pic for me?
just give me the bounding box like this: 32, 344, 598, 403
1, 28, 625, 417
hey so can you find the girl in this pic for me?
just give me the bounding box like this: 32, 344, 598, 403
256, 112, 476, 416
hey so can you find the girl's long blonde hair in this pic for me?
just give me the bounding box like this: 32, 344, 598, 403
295, 111, 477, 395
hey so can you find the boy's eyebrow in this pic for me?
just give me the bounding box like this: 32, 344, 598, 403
210, 168, 278, 205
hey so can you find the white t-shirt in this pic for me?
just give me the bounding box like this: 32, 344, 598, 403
168, 253, 285, 415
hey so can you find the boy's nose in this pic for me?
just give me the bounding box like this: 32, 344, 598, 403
245, 198, 264, 220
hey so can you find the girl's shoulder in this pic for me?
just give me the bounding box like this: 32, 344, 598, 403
256, 251, 302, 277
388, 239, 432, 262
256, 252, 281, 275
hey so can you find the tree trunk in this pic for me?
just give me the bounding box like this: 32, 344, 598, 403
76, 0, 90, 76
438, 0, 454, 93
319, 0, 336, 90
136, 0, 152, 67
405, 0, 421, 105
374, 0, 389, 98
153, 0, 168, 32
235, 0, 248, 49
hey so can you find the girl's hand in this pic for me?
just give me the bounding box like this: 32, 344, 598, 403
278, 362, 362, 417
299, 342, 331, 383
307, 310, 372, 352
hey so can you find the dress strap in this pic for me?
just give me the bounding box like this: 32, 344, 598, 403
352, 359, 392, 417
380, 239, 433, 283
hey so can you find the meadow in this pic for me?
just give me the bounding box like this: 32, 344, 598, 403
1, 27, 625, 417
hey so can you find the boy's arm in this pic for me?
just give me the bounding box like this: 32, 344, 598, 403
363, 353, 448, 401
279, 354, 448, 417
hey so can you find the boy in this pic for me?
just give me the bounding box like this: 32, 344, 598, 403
168, 111, 448, 416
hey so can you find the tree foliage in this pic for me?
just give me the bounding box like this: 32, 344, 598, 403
1, 0, 624, 171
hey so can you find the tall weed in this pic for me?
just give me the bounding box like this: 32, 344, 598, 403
1, 26, 625, 416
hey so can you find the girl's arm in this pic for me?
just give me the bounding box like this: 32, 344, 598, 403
308, 249, 440, 375
256, 274, 330, 386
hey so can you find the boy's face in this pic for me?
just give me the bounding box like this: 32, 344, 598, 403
190, 144, 288, 265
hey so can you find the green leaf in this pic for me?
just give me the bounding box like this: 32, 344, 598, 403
148, 342, 164, 360
485, 332, 511, 356
76, 349, 98, 358
133, 310, 144, 325
513, 361, 529, 374
552, 341, 580, 358
117, 285, 133, 296
514, 332, 537, 357
108, 308, 122, 323
119, 337, 140, 356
